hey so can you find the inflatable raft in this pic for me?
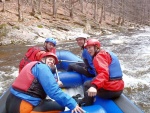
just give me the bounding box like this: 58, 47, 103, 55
57, 50, 143, 113
0, 50, 143, 113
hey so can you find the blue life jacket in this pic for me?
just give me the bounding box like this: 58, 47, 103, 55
82, 49, 96, 76
108, 51, 123, 80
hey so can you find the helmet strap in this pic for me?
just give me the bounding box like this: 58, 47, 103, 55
81, 39, 86, 50
81, 45, 84, 50
84, 38, 86, 43
44, 43, 47, 48
44, 43, 49, 52
93, 46, 100, 57
41, 57, 46, 64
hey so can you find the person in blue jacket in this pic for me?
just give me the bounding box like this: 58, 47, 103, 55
6, 52, 85, 113
68, 34, 96, 78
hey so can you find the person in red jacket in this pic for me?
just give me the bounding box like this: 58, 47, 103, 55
43, 37, 57, 54
78, 38, 124, 106
19, 37, 57, 72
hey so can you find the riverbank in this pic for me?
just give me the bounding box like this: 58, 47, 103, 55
0, 10, 143, 46
0, 22, 142, 46
0, 0, 147, 46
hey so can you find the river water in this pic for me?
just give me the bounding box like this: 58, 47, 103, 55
0, 27, 150, 113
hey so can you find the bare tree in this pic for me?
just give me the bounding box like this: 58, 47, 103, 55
99, 0, 104, 24
69, 0, 73, 18
31, 0, 41, 16
147, 0, 150, 23
109, 0, 113, 16
69, 0, 78, 18
93, 0, 98, 20
1, 0, 150, 25
141, 0, 146, 24
79, 0, 83, 13
53, 0, 57, 17
117, 0, 124, 25
2, 0, 6, 12
18, 0, 23, 21
38, 0, 42, 15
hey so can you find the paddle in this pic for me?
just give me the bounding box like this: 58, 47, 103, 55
59, 60, 83, 63
55, 65, 63, 87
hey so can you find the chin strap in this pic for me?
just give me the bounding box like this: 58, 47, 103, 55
41, 57, 46, 64
93, 47, 100, 58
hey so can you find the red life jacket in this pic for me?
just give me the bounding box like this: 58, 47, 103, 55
19, 46, 45, 72
13, 61, 46, 99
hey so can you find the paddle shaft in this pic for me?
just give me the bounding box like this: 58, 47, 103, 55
55, 65, 60, 81
59, 60, 83, 63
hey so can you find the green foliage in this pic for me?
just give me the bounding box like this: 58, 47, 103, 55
13, 26, 20, 30
37, 25, 43, 28
0, 24, 8, 37
0, 24, 6, 29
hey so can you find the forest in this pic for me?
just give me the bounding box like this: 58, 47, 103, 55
1, 0, 150, 26
0, 0, 150, 45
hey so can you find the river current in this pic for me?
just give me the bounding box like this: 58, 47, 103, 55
0, 27, 150, 112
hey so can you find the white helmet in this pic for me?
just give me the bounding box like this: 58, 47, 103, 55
75, 33, 89, 40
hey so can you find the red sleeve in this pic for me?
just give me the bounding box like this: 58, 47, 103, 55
91, 51, 111, 89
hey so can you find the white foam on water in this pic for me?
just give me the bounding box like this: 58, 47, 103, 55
123, 74, 149, 88
132, 26, 150, 38
140, 74, 150, 84
101, 34, 117, 38
133, 33, 150, 38
0, 66, 18, 92
0, 71, 6, 90
25, 44, 37, 46
110, 39, 124, 45
0, 71, 5, 75
140, 46, 150, 54
2, 67, 19, 78
140, 26, 150, 32
0, 84, 3, 92
10, 70, 19, 78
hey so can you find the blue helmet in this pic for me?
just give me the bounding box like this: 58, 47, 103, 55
45, 37, 56, 46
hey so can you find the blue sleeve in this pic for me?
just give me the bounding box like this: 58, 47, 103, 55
32, 63, 77, 110
82, 49, 96, 75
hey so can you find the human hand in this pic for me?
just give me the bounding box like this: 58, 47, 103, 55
71, 105, 86, 113
87, 87, 97, 97
57, 80, 63, 87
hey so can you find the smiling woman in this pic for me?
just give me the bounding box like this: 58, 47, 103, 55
40, 52, 58, 65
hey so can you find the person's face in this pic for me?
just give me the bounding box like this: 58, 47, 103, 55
45, 42, 55, 51
86, 46, 95, 56
76, 38, 85, 47
45, 57, 55, 68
